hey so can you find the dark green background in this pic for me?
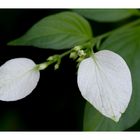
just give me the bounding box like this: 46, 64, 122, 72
0, 9, 139, 131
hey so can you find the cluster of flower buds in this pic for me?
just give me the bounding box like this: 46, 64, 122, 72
69, 45, 87, 63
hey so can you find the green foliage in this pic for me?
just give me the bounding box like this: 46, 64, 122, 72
8, 12, 93, 50
74, 9, 139, 22
83, 26, 140, 130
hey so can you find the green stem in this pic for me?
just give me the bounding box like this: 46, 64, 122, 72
60, 49, 72, 58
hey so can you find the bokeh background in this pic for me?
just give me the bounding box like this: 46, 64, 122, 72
0, 9, 139, 131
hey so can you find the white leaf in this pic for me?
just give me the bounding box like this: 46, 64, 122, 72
0, 58, 40, 101
77, 50, 132, 122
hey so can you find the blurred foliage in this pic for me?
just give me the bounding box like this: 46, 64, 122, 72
73, 9, 139, 22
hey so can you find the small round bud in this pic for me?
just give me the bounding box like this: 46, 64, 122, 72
69, 52, 77, 59
78, 50, 86, 57
73, 45, 82, 51
77, 57, 85, 63
54, 63, 59, 70
47, 56, 54, 61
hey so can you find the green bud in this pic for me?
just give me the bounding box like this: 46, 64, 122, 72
76, 57, 85, 63
37, 63, 48, 70
78, 50, 86, 57
47, 56, 54, 61
54, 63, 59, 70
69, 52, 77, 60
73, 45, 82, 51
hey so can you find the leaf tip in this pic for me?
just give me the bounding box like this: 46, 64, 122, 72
111, 114, 121, 123
7, 39, 20, 46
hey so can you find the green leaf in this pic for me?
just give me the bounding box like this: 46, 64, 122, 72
83, 26, 140, 131
8, 12, 93, 50
74, 9, 139, 22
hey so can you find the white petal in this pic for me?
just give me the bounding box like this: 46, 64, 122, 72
0, 58, 40, 101
77, 50, 132, 122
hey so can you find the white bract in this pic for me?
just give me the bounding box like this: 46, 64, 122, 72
77, 50, 132, 122
0, 58, 40, 101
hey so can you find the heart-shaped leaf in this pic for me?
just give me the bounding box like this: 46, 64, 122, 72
78, 50, 132, 122
83, 26, 140, 130
0, 58, 40, 101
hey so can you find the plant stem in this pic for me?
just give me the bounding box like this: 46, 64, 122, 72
60, 49, 72, 58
